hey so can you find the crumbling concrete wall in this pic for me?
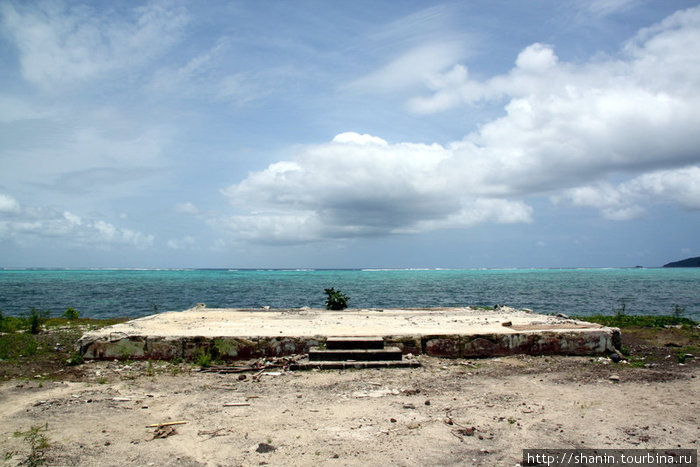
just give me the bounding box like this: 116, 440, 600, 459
78, 334, 326, 361
420, 329, 619, 358
78, 327, 619, 361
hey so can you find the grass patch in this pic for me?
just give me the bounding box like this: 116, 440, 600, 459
1, 311, 128, 334
0, 314, 130, 381
0, 333, 40, 360
627, 359, 647, 368
194, 349, 213, 367
575, 314, 697, 328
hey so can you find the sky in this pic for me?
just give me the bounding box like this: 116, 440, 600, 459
1, 0, 699, 269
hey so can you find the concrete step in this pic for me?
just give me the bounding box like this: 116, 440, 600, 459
291, 360, 420, 370
326, 336, 385, 350
308, 346, 403, 362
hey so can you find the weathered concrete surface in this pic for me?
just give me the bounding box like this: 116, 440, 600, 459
77, 306, 620, 361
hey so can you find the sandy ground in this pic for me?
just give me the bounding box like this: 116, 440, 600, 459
1, 355, 698, 466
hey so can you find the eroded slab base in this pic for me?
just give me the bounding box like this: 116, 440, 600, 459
77, 306, 620, 361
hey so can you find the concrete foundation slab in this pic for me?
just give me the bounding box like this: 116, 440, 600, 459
77, 306, 620, 361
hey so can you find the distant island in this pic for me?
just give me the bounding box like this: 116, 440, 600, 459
663, 256, 700, 267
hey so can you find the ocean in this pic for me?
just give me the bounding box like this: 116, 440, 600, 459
0, 268, 699, 320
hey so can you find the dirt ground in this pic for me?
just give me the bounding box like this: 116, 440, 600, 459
2, 328, 699, 467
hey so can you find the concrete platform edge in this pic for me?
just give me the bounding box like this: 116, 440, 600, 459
78, 328, 621, 361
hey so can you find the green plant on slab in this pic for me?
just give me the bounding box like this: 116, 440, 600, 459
324, 288, 349, 310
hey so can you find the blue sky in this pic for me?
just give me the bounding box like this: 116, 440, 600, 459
1, 0, 699, 268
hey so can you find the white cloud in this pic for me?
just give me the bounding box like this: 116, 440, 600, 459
560, 166, 700, 219
146, 37, 267, 105
167, 235, 196, 250
219, 7, 700, 244
394, 198, 533, 234
4, 113, 170, 198
559, 183, 646, 220
346, 3, 474, 95
175, 202, 200, 215
91, 220, 154, 248
408, 5, 700, 122
407, 7, 700, 189
0, 201, 154, 249
583, 0, 637, 17
218, 132, 533, 244
628, 167, 700, 210
0, 0, 188, 90
332, 132, 388, 146
347, 41, 467, 93
0, 194, 20, 213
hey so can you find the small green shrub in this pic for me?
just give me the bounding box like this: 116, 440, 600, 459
62, 308, 80, 320
324, 288, 349, 310
65, 352, 84, 366
27, 308, 49, 334
13, 424, 49, 466
194, 350, 212, 367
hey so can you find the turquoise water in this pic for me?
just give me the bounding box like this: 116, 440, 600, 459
0, 268, 698, 320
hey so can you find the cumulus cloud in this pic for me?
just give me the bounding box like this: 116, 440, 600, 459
0, 0, 188, 89
0, 199, 154, 249
559, 166, 700, 219
219, 7, 700, 244
218, 132, 533, 243
410, 7, 700, 197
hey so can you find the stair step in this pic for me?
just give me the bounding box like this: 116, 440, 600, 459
291, 360, 420, 370
326, 336, 385, 350
308, 346, 403, 362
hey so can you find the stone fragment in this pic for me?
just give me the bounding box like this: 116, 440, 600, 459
256, 443, 276, 453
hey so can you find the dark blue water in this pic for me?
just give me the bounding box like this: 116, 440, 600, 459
0, 268, 698, 320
